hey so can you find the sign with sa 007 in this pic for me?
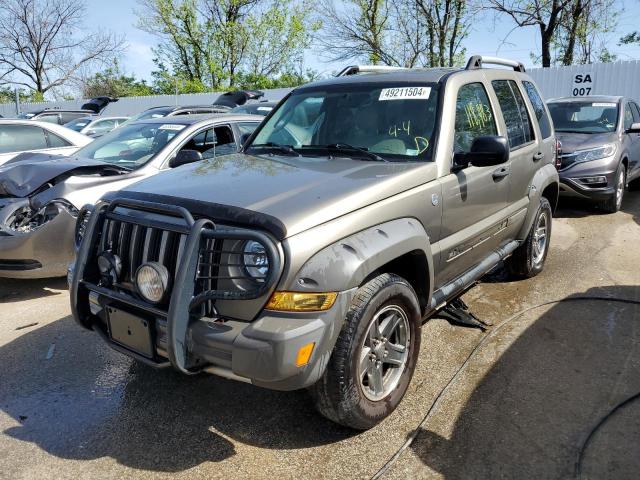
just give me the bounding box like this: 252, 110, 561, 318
572, 74, 592, 96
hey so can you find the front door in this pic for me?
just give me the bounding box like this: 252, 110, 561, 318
438, 82, 510, 286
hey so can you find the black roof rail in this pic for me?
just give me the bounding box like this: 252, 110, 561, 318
465, 55, 525, 73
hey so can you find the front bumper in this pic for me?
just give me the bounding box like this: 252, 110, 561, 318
0, 209, 76, 279
71, 198, 351, 390
558, 156, 618, 201
83, 287, 354, 390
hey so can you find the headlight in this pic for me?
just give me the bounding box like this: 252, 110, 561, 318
135, 262, 170, 304
5, 200, 77, 234
573, 143, 617, 164
243, 240, 269, 280
74, 205, 93, 251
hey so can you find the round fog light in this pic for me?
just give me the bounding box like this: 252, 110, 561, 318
135, 262, 170, 303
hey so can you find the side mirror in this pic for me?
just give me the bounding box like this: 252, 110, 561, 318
85, 129, 96, 136
627, 122, 640, 133
453, 135, 509, 170
169, 149, 203, 168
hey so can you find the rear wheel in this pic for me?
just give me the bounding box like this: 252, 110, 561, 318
601, 164, 626, 213
508, 197, 552, 279
309, 273, 421, 430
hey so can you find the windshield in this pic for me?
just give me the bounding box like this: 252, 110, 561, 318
248, 83, 440, 161
548, 101, 619, 133
120, 108, 172, 127
64, 117, 92, 131
74, 122, 184, 168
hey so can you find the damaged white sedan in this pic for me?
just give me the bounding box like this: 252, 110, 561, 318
0, 113, 263, 278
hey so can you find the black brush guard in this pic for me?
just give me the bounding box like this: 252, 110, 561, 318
70, 198, 282, 373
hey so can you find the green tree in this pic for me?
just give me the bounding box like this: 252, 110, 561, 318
82, 61, 154, 97
137, 0, 317, 89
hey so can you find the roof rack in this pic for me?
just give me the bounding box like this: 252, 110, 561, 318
336, 65, 408, 77
465, 55, 525, 72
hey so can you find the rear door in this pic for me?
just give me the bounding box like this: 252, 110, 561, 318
491, 79, 540, 212
627, 102, 640, 179
438, 81, 510, 284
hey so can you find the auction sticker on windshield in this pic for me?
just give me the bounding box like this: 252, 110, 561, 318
592, 102, 617, 107
379, 87, 431, 101
158, 124, 186, 131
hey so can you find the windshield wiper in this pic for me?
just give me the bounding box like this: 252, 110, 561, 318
303, 143, 388, 162
249, 142, 299, 156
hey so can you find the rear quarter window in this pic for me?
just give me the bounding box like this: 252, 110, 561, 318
492, 80, 535, 149
523, 81, 552, 138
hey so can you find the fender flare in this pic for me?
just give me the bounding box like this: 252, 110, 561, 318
518, 163, 559, 239
284, 217, 435, 302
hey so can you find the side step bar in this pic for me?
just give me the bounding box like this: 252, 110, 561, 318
430, 240, 520, 310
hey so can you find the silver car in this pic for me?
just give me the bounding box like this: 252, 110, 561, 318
64, 116, 130, 138
548, 95, 640, 212
0, 114, 263, 278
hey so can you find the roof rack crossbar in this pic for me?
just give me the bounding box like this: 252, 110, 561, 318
465, 55, 525, 73
336, 65, 409, 77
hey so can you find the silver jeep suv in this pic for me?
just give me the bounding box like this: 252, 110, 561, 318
70, 56, 559, 429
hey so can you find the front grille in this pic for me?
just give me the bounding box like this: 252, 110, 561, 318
100, 217, 187, 286
559, 154, 577, 170
86, 200, 281, 320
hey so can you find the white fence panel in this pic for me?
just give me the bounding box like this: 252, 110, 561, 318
528, 60, 640, 101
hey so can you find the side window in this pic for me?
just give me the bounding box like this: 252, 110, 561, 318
624, 103, 634, 130
211, 125, 236, 157
453, 82, 497, 153
46, 131, 72, 148
492, 80, 535, 149
631, 103, 640, 122
522, 81, 552, 138
0, 125, 48, 153
237, 122, 259, 137
91, 119, 116, 133
38, 113, 61, 124
60, 113, 84, 124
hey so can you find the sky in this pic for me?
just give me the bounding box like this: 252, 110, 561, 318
85, 0, 640, 81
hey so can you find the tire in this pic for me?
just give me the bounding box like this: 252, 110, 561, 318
508, 197, 553, 279
309, 273, 421, 430
601, 164, 626, 213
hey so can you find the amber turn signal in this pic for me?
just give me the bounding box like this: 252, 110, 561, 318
265, 291, 337, 312
296, 342, 315, 367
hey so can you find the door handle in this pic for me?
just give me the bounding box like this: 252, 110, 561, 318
533, 152, 545, 161
492, 166, 510, 180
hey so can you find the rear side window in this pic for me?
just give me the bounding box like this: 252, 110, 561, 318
522, 81, 552, 138
453, 83, 497, 153
60, 112, 86, 124
46, 131, 72, 148
0, 124, 48, 153
624, 103, 634, 130
492, 80, 535, 148
38, 113, 60, 124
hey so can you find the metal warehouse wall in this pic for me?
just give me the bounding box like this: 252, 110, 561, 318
0, 88, 292, 118
528, 60, 640, 101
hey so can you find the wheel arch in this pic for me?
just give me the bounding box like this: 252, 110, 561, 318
285, 218, 434, 312
517, 163, 560, 239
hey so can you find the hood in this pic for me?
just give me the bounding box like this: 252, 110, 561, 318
0, 154, 144, 210
112, 153, 437, 238
0, 154, 117, 197
555, 131, 618, 154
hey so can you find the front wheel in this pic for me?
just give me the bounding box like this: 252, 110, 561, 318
309, 273, 421, 430
601, 164, 626, 213
508, 197, 553, 279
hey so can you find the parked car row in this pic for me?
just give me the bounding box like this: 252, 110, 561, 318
1, 57, 637, 431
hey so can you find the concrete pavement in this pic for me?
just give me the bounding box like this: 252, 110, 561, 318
0, 193, 639, 479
